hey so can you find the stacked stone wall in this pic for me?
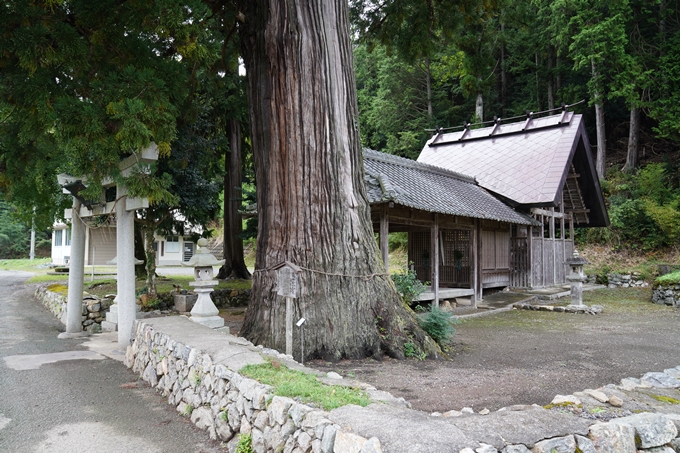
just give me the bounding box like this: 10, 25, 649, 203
211, 288, 251, 308
652, 284, 680, 307
35, 284, 112, 333
125, 320, 380, 453
607, 273, 649, 288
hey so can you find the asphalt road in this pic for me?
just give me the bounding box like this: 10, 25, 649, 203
0, 271, 225, 453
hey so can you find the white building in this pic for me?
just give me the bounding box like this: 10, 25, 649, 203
51, 222, 196, 266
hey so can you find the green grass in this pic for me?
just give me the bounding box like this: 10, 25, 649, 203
463, 286, 668, 333
240, 360, 370, 411
582, 287, 668, 314
656, 270, 680, 285
0, 258, 52, 272
27, 273, 70, 283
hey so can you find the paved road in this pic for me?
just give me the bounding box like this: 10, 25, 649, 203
0, 271, 224, 452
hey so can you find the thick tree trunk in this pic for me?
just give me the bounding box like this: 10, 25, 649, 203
591, 59, 607, 179
217, 119, 251, 280
535, 52, 541, 110
425, 58, 433, 120
547, 48, 555, 111
238, 0, 440, 361
622, 105, 640, 173
475, 92, 483, 123
143, 224, 157, 296
133, 221, 147, 279
501, 23, 507, 115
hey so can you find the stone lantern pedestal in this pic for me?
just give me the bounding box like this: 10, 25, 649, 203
184, 238, 225, 329
565, 249, 590, 307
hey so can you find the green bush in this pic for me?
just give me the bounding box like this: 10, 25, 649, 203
418, 306, 458, 345
656, 270, 680, 285
581, 164, 680, 251
391, 262, 428, 304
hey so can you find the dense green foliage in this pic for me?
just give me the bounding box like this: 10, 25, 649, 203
418, 306, 458, 345
579, 162, 680, 250
0, 202, 50, 258
391, 264, 428, 304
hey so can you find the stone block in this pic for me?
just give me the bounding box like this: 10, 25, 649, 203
174, 294, 198, 312
642, 372, 680, 388
502, 445, 530, 453
333, 431, 367, 453
589, 422, 636, 453
610, 413, 678, 448
532, 435, 575, 453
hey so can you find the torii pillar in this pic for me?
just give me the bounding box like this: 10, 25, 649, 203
116, 183, 136, 346
57, 144, 158, 345
57, 197, 89, 339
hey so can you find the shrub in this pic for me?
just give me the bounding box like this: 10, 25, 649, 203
418, 306, 458, 345
656, 270, 680, 285
391, 262, 428, 304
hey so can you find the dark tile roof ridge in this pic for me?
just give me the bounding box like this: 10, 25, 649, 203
363, 148, 477, 184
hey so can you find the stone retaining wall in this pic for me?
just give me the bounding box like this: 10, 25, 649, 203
652, 284, 680, 307
607, 273, 648, 288
126, 317, 680, 453
125, 319, 383, 453
35, 284, 112, 333
212, 288, 250, 308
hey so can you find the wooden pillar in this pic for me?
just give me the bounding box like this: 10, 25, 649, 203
431, 215, 439, 307
472, 219, 480, 307
540, 214, 545, 287
550, 207, 556, 285
380, 204, 389, 272
527, 225, 533, 288
560, 195, 566, 283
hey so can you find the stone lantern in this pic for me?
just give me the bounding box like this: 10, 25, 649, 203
565, 249, 589, 307
183, 238, 225, 328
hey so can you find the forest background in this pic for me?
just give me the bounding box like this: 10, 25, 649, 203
1, 0, 679, 261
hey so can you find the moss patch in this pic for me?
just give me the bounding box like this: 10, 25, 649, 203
46, 283, 68, 294
240, 360, 370, 411
652, 394, 680, 404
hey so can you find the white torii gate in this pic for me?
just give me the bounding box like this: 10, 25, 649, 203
57, 144, 158, 346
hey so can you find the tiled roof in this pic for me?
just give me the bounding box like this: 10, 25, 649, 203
364, 149, 538, 225
418, 112, 582, 205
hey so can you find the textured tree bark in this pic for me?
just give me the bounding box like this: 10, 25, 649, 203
591, 59, 607, 179
217, 119, 251, 280
237, 0, 441, 361
425, 58, 433, 120
547, 48, 554, 111
622, 105, 639, 173
475, 92, 484, 123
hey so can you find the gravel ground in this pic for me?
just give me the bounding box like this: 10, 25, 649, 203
309, 287, 680, 413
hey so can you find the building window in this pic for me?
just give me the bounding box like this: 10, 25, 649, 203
54, 229, 63, 246
166, 236, 179, 253
64, 228, 71, 246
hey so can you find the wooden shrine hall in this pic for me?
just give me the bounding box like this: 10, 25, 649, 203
366, 108, 609, 305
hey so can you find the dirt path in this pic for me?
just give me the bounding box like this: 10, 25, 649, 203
310, 288, 680, 413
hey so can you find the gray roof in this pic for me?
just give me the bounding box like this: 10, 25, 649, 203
418, 112, 582, 205
364, 149, 538, 226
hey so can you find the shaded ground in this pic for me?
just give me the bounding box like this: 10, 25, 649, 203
309, 287, 680, 413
